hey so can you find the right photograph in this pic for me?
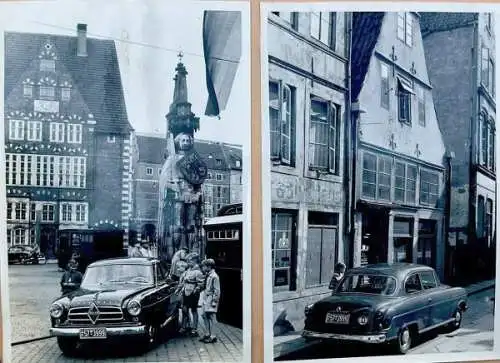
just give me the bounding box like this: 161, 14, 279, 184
262, 6, 498, 362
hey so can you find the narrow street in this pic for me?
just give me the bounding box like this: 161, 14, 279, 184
275, 287, 494, 360
8, 264, 243, 362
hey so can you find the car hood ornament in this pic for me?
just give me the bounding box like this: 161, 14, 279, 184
88, 302, 100, 325
336, 306, 342, 312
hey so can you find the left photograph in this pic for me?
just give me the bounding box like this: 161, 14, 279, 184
0, 1, 251, 362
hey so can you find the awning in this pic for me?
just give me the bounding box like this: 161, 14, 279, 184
397, 76, 415, 95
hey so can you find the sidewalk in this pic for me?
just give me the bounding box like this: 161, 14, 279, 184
11, 321, 243, 362
273, 279, 496, 360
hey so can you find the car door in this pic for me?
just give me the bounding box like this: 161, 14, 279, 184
417, 270, 442, 326
403, 272, 431, 330
155, 262, 179, 318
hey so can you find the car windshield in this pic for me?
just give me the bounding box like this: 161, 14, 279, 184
81, 264, 154, 289
337, 274, 397, 295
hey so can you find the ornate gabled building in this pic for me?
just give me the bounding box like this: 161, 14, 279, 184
4, 24, 133, 257
351, 13, 447, 278
420, 13, 496, 283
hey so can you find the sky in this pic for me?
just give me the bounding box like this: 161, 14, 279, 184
0, 0, 249, 146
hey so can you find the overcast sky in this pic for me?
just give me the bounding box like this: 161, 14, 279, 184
0, 0, 249, 146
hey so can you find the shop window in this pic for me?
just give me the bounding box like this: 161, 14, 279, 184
271, 210, 296, 292
393, 218, 413, 263
306, 212, 338, 288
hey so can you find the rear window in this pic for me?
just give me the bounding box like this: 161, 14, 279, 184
338, 274, 397, 295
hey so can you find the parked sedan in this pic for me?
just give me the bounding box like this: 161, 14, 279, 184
49, 257, 181, 356
8, 244, 45, 265
302, 263, 467, 354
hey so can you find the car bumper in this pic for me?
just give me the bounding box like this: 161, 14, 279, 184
50, 326, 146, 337
302, 330, 387, 343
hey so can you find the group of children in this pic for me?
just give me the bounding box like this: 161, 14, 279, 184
170, 247, 221, 344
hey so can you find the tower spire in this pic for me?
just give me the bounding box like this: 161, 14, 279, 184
166, 54, 200, 138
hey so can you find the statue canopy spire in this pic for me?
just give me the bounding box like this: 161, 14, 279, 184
166, 52, 200, 137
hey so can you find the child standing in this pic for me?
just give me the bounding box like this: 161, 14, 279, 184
199, 258, 220, 343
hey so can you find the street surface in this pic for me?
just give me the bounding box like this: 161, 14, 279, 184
9, 264, 243, 362
275, 287, 494, 360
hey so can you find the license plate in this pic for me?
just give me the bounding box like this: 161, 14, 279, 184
325, 312, 350, 324
79, 327, 107, 339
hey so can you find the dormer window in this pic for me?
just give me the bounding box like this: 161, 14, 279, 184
40, 59, 55, 72
216, 159, 222, 166
40, 86, 55, 98
23, 85, 33, 98
61, 87, 71, 102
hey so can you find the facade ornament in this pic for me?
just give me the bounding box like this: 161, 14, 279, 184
389, 133, 397, 150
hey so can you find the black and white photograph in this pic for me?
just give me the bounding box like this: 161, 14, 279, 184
0, 1, 251, 362
261, 4, 499, 363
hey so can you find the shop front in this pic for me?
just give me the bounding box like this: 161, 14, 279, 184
355, 202, 444, 278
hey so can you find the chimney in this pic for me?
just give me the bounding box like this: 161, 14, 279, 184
77, 23, 87, 57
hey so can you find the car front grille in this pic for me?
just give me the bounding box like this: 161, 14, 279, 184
68, 306, 124, 324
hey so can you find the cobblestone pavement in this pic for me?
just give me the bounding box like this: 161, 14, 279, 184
9, 264, 243, 362
275, 287, 494, 360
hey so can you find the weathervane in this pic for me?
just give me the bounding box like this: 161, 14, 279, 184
178, 50, 184, 63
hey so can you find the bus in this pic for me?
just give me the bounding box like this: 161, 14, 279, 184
203, 203, 243, 329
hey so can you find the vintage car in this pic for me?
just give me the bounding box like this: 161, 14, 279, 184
8, 244, 45, 265
49, 257, 181, 356
302, 263, 468, 354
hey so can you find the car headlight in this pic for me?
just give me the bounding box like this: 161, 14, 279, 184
50, 303, 64, 318
357, 314, 369, 326
127, 300, 141, 316
304, 303, 314, 316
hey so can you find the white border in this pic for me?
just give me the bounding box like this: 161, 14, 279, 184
0, 1, 251, 363
261, 3, 500, 363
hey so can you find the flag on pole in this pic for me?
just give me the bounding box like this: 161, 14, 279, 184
202, 10, 242, 117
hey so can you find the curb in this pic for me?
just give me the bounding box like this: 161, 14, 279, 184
11, 335, 54, 346
466, 282, 495, 296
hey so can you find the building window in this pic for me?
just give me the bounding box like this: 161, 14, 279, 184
42, 204, 55, 222
481, 47, 495, 96
397, 12, 413, 46
310, 12, 334, 47
146, 167, 153, 175
40, 59, 55, 72
480, 114, 496, 172
486, 198, 493, 245
14, 202, 28, 220
61, 87, 71, 102
487, 13, 493, 33
27, 121, 42, 141
50, 122, 65, 142
478, 195, 485, 238
39, 86, 55, 98
306, 212, 338, 288
9, 120, 25, 140
417, 86, 426, 126
271, 12, 298, 29
380, 62, 390, 109
269, 81, 295, 165
158, 168, 162, 175
397, 77, 413, 124
216, 173, 223, 181
13, 228, 26, 245
361, 152, 392, 200
61, 204, 72, 222
420, 169, 439, 206
216, 159, 222, 166
23, 85, 33, 98
272, 211, 296, 291
235, 160, 241, 168
395, 162, 417, 204
107, 135, 116, 143
6, 202, 12, 220
75, 204, 87, 222
67, 124, 82, 143
309, 97, 338, 173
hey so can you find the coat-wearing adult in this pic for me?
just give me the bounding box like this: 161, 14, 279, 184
201, 269, 220, 313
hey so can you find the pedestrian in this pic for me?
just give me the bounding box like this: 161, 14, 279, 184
177, 252, 205, 336
329, 262, 346, 293
60, 259, 83, 295
129, 241, 142, 257
199, 258, 220, 343
139, 241, 153, 257
170, 247, 189, 280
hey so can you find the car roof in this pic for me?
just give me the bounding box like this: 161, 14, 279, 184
88, 257, 156, 267
346, 263, 434, 280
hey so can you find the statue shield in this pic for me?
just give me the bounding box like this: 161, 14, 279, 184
176, 151, 208, 185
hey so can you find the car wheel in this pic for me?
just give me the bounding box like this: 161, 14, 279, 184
57, 337, 78, 356
445, 309, 463, 332
394, 326, 413, 354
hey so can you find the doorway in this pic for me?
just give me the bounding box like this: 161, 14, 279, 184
361, 208, 389, 265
